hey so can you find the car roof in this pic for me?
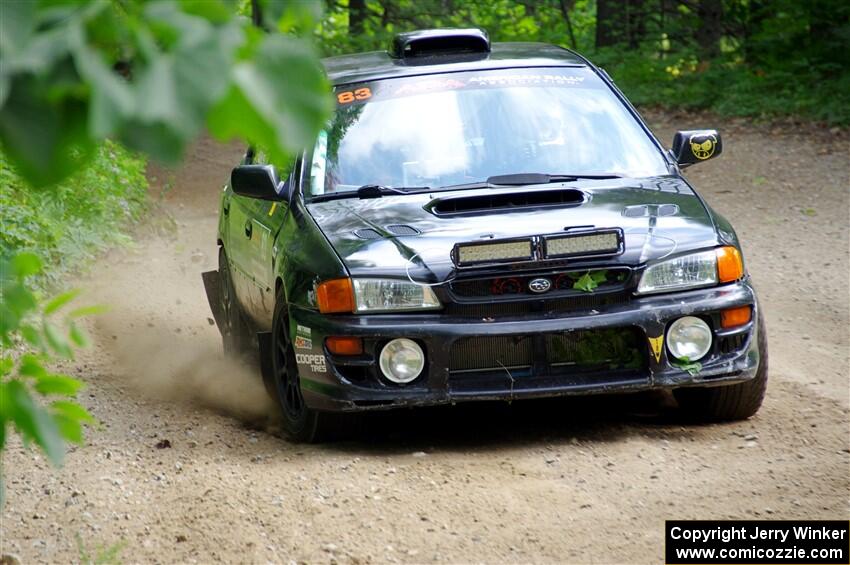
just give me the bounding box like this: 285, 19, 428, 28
322, 42, 589, 86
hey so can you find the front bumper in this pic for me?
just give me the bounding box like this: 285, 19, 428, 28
289, 281, 763, 412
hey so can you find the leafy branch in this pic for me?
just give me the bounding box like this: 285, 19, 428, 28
671, 356, 702, 376
0, 253, 101, 505
0, 0, 332, 187
572, 270, 607, 292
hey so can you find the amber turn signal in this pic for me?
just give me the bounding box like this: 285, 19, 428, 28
326, 336, 364, 355
721, 305, 752, 329
716, 246, 744, 283
316, 278, 354, 314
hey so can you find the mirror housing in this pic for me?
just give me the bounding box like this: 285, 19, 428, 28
230, 165, 287, 201
672, 129, 722, 167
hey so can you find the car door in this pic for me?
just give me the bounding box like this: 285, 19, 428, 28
236, 150, 296, 329
225, 151, 262, 319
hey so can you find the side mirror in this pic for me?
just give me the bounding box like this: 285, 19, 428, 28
671, 129, 722, 167
230, 165, 287, 201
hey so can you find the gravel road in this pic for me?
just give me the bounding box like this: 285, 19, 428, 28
2, 112, 848, 564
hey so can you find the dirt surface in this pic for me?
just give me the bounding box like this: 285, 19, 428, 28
2, 113, 849, 564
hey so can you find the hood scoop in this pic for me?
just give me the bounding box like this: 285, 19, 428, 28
623, 203, 680, 217
353, 228, 382, 239
428, 188, 586, 216
386, 224, 420, 235
354, 224, 421, 239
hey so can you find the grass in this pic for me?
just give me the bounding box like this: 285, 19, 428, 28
0, 142, 149, 289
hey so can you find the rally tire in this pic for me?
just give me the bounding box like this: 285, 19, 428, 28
271, 289, 348, 443
674, 311, 768, 421
219, 248, 254, 360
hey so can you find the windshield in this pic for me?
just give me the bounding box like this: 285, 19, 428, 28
308, 67, 668, 197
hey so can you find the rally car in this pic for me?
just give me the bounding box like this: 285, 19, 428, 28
202, 29, 767, 442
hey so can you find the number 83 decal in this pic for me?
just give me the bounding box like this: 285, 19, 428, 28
336, 87, 372, 104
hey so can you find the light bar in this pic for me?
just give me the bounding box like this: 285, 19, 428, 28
455, 239, 533, 266
544, 231, 621, 258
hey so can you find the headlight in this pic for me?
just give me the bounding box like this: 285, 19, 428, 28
637, 250, 718, 294
352, 279, 441, 313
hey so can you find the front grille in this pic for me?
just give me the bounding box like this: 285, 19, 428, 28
450, 268, 631, 298
546, 328, 645, 367
449, 327, 646, 374
443, 293, 629, 319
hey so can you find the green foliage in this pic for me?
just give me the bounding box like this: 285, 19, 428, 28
76, 532, 126, 565
0, 2, 333, 505
0, 142, 147, 289
596, 48, 850, 126
569, 329, 645, 370
313, 0, 849, 125
0, 0, 332, 187
594, 0, 850, 124
572, 270, 608, 293
315, 0, 595, 56
671, 356, 702, 376
0, 253, 97, 504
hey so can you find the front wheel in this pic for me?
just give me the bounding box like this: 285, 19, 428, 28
674, 311, 768, 421
271, 290, 348, 442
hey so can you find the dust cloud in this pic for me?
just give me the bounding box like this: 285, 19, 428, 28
97, 313, 278, 427
80, 211, 279, 430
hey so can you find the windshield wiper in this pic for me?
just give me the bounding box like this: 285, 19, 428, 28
355, 184, 431, 198
489, 172, 623, 184
310, 173, 623, 202
309, 184, 431, 202
440, 172, 624, 190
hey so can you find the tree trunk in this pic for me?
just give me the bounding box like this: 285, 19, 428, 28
626, 0, 645, 49
251, 0, 263, 28
807, 0, 846, 64
742, 0, 765, 63
596, 0, 623, 48
349, 0, 366, 35
558, 0, 578, 49
696, 0, 722, 60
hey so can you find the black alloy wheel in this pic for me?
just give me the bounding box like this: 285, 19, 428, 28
270, 289, 350, 442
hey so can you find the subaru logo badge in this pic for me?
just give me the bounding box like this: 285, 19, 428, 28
528, 278, 551, 293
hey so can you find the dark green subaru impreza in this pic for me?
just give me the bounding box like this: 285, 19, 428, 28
203, 29, 767, 442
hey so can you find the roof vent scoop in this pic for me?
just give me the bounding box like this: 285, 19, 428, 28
390, 29, 491, 59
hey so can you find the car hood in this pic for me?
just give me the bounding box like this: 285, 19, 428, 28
306, 177, 719, 280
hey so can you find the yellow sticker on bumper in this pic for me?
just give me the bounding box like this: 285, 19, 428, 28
648, 335, 663, 363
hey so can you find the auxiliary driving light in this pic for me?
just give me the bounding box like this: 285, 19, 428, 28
543, 230, 621, 258
379, 338, 425, 384
454, 239, 533, 266
666, 316, 712, 361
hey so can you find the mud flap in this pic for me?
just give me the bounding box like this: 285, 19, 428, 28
257, 331, 275, 396
201, 270, 225, 332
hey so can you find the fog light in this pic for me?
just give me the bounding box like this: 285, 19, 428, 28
379, 338, 424, 384
666, 316, 712, 361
